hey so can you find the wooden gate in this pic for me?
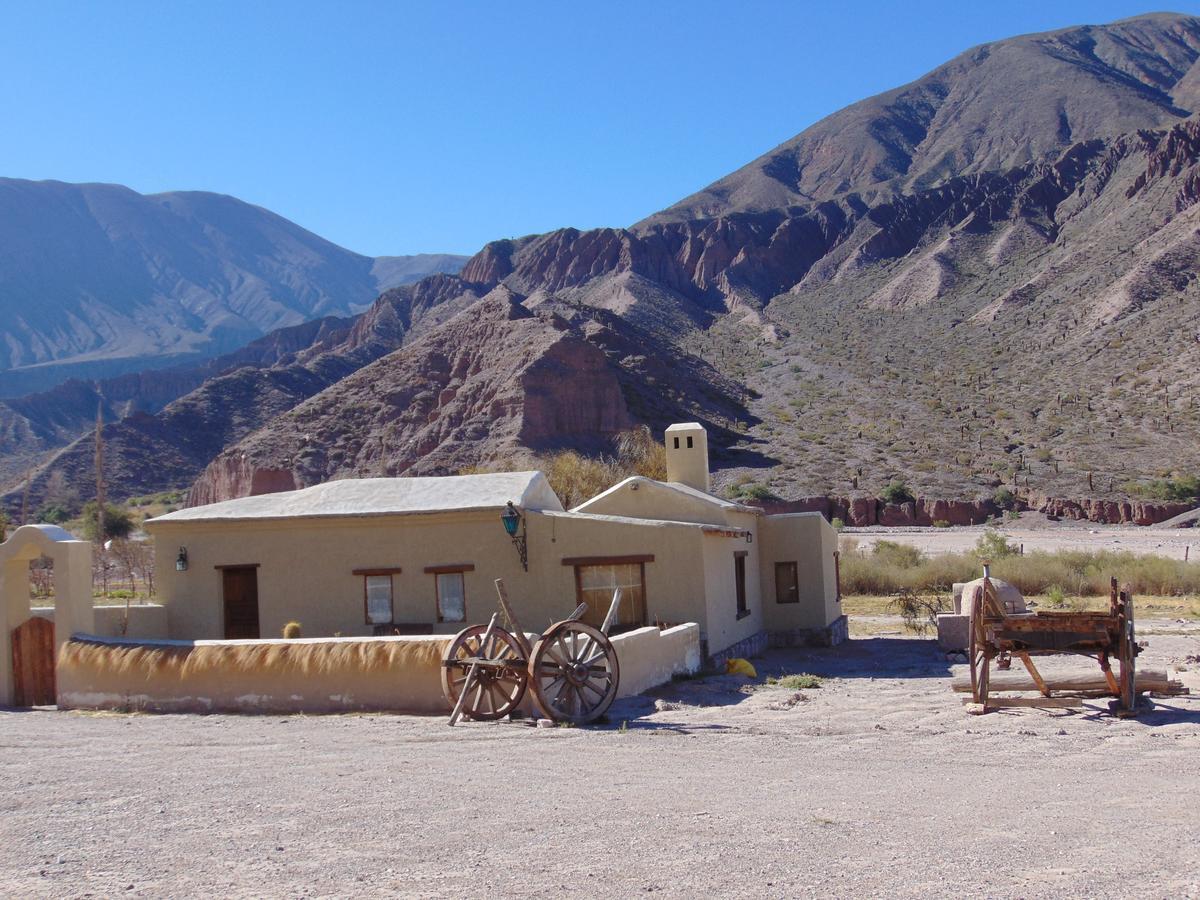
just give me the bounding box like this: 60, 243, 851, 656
12, 616, 56, 706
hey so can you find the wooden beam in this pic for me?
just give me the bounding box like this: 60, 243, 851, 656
961, 696, 1084, 709
352, 567, 403, 576
951, 668, 1182, 694
424, 564, 476, 574
561, 554, 654, 566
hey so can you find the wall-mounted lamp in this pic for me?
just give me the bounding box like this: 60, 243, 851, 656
175, 546, 189, 572
501, 501, 528, 571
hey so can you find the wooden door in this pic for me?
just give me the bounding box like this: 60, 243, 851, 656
12, 616, 56, 706
775, 562, 799, 604
222, 567, 260, 639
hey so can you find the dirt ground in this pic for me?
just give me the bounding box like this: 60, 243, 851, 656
847, 513, 1198, 559
2, 624, 1198, 898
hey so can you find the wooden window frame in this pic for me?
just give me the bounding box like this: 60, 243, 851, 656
734, 550, 750, 619
566, 556, 651, 630
775, 561, 800, 604
431, 569, 470, 624
355, 569, 400, 625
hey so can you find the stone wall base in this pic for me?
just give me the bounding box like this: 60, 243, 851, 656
769, 615, 849, 650
705, 629, 770, 669
704, 616, 850, 668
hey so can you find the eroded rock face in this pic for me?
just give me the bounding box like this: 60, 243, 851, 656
1034, 496, 1195, 525
186, 289, 747, 504
187, 457, 296, 507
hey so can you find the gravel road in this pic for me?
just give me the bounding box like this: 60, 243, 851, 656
2, 627, 1198, 898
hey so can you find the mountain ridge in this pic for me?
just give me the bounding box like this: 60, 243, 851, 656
6, 12, 1200, 521
0, 177, 466, 394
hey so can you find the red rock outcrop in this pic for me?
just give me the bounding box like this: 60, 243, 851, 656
1033, 496, 1195, 525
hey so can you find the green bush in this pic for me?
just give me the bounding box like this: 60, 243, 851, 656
35, 503, 72, 525
81, 501, 135, 542
729, 482, 782, 502
881, 480, 915, 505
975, 529, 1018, 560
932, 519, 951, 528
830, 517, 845, 531
992, 488, 1017, 511
1131, 475, 1200, 503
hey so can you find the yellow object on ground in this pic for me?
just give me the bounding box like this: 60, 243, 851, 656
725, 658, 757, 678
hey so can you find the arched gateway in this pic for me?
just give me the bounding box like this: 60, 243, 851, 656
0, 525, 93, 707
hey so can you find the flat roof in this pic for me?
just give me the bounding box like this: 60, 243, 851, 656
147, 471, 564, 525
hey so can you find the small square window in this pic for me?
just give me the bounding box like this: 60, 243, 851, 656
365, 575, 393, 624
436, 572, 466, 623
686, 435, 694, 449
673, 436, 679, 449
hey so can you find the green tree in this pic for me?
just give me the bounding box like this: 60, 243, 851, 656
82, 501, 135, 542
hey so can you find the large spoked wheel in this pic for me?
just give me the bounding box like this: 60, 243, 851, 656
441, 624, 529, 721
528, 620, 620, 725
1118, 594, 1137, 714
969, 599, 990, 708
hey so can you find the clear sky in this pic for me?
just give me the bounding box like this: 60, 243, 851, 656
1, 1, 1196, 257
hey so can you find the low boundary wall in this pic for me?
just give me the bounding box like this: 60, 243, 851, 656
32, 604, 168, 640
57, 622, 702, 715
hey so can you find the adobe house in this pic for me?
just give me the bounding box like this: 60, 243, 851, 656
145, 423, 846, 663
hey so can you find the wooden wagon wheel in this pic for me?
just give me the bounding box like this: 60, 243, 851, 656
968, 590, 990, 707
442, 624, 529, 721
529, 620, 620, 725
1117, 591, 1137, 713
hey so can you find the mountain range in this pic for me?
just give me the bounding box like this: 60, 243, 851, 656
5, 12, 1200, 524
0, 178, 464, 395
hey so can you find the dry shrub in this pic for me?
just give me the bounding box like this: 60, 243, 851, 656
282, 621, 302, 639
840, 545, 1200, 597
465, 425, 670, 509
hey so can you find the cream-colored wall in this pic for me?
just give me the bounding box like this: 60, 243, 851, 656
0, 526, 93, 706
758, 513, 841, 631
664, 423, 710, 493
700, 518, 764, 655
610, 624, 701, 697
573, 478, 748, 527
32, 604, 168, 640
58, 624, 703, 715
148, 509, 715, 648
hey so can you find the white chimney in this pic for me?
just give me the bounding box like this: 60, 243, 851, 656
665, 422, 710, 493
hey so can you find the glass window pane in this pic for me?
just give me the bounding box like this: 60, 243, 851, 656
366, 575, 393, 624
437, 572, 465, 622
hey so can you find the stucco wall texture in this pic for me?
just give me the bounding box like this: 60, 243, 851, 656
56, 624, 701, 715
144, 470, 841, 661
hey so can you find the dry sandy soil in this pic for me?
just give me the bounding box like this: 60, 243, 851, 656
2, 625, 1199, 898
846, 514, 1198, 559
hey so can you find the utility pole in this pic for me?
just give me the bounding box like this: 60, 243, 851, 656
94, 403, 106, 545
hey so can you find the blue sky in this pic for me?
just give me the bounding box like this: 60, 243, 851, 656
1, 1, 1195, 257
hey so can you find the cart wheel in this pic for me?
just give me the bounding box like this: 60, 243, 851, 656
969, 596, 990, 708
441, 624, 529, 721
528, 620, 620, 725
1118, 593, 1137, 713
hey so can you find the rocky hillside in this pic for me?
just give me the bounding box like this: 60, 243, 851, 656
0, 179, 466, 395
9, 13, 1200, 524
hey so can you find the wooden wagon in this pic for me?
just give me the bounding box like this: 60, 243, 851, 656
441, 580, 622, 726
968, 573, 1139, 714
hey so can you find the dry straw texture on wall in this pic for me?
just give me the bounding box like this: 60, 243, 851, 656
59, 637, 450, 685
